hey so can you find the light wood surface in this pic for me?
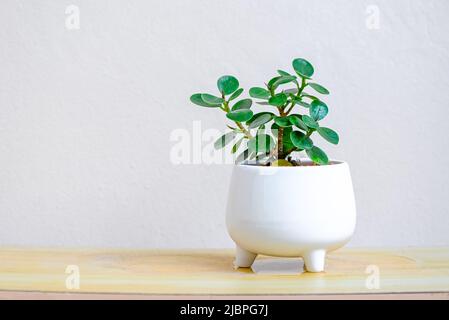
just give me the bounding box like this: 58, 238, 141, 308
0, 247, 448, 297
1, 291, 448, 300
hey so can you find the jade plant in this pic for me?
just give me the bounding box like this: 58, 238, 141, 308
189, 58, 339, 166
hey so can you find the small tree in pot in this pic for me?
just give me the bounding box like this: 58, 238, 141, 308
190, 58, 339, 166
190, 58, 356, 272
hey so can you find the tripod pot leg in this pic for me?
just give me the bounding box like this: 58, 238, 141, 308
234, 245, 257, 268
303, 249, 326, 272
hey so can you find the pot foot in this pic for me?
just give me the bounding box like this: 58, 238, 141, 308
303, 249, 326, 272
234, 245, 257, 268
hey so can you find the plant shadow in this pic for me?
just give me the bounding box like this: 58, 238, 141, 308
236, 257, 306, 275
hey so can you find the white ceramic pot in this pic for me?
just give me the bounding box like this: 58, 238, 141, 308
226, 160, 356, 272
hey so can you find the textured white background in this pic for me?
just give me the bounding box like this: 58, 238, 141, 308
0, 0, 448, 248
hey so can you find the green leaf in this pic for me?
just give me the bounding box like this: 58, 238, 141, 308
310, 100, 329, 121
236, 148, 250, 164
290, 131, 313, 150
249, 87, 270, 99
284, 88, 299, 95
302, 115, 319, 129
248, 134, 275, 154
229, 88, 244, 101
308, 83, 329, 95
272, 75, 297, 87
268, 76, 281, 89
317, 127, 339, 144
248, 113, 273, 129
201, 94, 224, 105
274, 116, 292, 127
306, 146, 329, 165
190, 93, 221, 108
214, 131, 237, 150
231, 137, 244, 154
217, 75, 239, 95
294, 99, 311, 108
289, 115, 308, 131
292, 58, 314, 78
302, 93, 319, 101
276, 71, 299, 88
277, 69, 292, 76
226, 109, 253, 122
271, 122, 280, 136
247, 111, 273, 125
232, 98, 252, 111
268, 93, 288, 107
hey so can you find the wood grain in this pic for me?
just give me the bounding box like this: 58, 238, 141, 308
0, 247, 448, 296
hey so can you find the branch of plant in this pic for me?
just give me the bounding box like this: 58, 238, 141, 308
222, 99, 253, 139
236, 122, 253, 139
283, 77, 307, 116
297, 77, 307, 97
284, 100, 295, 115
223, 75, 312, 159
306, 129, 314, 138
190, 58, 334, 166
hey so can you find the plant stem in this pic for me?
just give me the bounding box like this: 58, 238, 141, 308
222, 98, 230, 112
284, 78, 306, 116
284, 101, 295, 115
277, 127, 284, 159
222, 99, 253, 139
275, 104, 289, 159
306, 130, 314, 138
297, 77, 307, 97
236, 121, 253, 139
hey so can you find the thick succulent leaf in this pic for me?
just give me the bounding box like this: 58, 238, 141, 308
308, 83, 330, 95
290, 131, 313, 150
302, 115, 319, 129
229, 88, 244, 101
248, 113, 273, 129
306, 146, 329, 165
214, 131, 237, 150
201, 94, 224, 105
190, 93, 221, 108
217, 75, 239, 95
292, 58, 314, 78
226, 109, 253, 122
249, 87, 271, 99
310, 100, 329, 121
289, 115, 308, 131
268, 93, 288, 107
272, 75, 297, 87
317, 127, 339, 144
274, 116, 292, 127
232, 98, 252, 111
277, 70, 292, 76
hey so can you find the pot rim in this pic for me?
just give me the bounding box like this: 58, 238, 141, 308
237, 158, 348, 169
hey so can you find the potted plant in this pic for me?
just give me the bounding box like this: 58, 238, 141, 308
190, 58, 356, 272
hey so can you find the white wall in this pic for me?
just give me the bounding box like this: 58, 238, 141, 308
0, 0, 448, 248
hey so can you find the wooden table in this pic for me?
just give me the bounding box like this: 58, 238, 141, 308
0, 247, 448, 299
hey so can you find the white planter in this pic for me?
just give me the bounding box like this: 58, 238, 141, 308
226, 160, 356, 272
